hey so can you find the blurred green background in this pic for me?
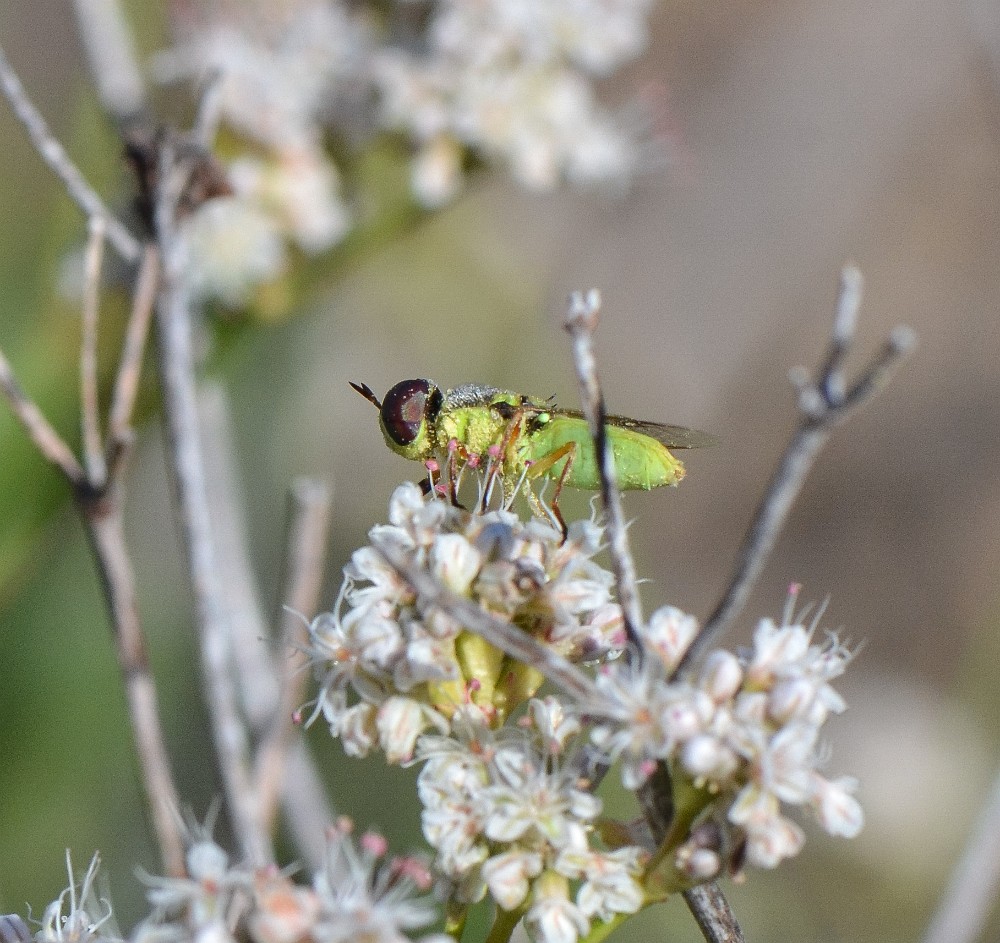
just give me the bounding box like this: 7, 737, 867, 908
3, 0, 1000, 941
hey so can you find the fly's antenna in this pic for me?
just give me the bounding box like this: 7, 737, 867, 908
350, 381, 382, 410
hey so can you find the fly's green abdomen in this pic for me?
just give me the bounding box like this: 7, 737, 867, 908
526, 417, 685, 490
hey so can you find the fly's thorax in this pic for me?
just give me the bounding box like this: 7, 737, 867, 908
436, 404, 510, 458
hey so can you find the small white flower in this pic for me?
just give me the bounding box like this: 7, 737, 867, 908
643, 606, 699, 672
528, 697, 581, 752
337, 702, 379, 758
431, 533, 483, 595
699, 650, 743, 703
743, 812, 806, 869
810, 774, 864, 838
557, 847, 645, 922
249, 874, 320, 943
481, 849, 543, 910
183, 198, 286, 308
377, 696, 446, 764
313, 821, 443, 942
743, 618, 811, 689
524, 877, 590, 943
680, 733, 739, 784
675, 845, 721, 881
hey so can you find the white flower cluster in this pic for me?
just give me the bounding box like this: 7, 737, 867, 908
375, 0, 656, 204
418, 698, 646, 939
591, 596, 864, 873
306, 482, 625, 763
29, 823, 451, 943
305, 483, 864, 940
155, 1, 364, 308
154, 0, 661, 304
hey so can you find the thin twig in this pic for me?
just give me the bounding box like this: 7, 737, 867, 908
921, 761, 1000, 943
70, 0, 148, 123
81, 217, 108, 485
0, 350, 87, 486
152, 140, 270, 866
256, 477, 333, 834
0, 343, 185, 875
196, 383, 280, 731
0, 44, 141, 262
375, 539, 603, 706
674, 266, 915, 673
281, 742, 338, 871
563, 290, 644, 651
106, 244, 159, 477
561, 293, 746, 943
192, 70, 226, 148
683, 883, 746, 943
81, 497, 186, 876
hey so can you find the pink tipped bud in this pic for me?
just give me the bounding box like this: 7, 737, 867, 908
361, 831, 389, 857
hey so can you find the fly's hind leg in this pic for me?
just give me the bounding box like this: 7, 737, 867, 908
525, 441, 577, 541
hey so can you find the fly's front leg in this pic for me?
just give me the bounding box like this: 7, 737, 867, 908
526, 441, 577, 541
484, 407, 525, 512
446, 438, 470, 509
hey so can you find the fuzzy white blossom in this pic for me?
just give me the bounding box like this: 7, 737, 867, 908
589, 593, 863, 872
154, 0, 664, 306
414, 700, 647, 934
305, 482, 626, 756
301, 475, 862, 939
374, 0, 656, 202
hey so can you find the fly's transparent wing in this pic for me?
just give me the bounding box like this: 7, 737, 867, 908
550, 408, 717, 450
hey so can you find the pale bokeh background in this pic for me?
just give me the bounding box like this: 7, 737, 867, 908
2, 1, 1000, 941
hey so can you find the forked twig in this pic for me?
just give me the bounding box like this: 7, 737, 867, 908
0, 352, 87, 486
563, 290, 644, 652
0, 324, 184, 877
675, 266, 915, 674
0, 45, 141, 262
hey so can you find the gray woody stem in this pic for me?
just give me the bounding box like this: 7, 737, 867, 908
151, 141, 271, 866
675, 266, 915, 674
0, 316, 184, 878
563, 290, 645, 652
564, 292, 745, 943
0, 45, 140, 262
921, 762, 1000, 943
256, 478, 334, 838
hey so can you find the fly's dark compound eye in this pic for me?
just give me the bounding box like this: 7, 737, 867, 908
380, 379, 440, 446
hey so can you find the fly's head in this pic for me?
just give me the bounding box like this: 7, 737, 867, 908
351, 379, 443, 462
